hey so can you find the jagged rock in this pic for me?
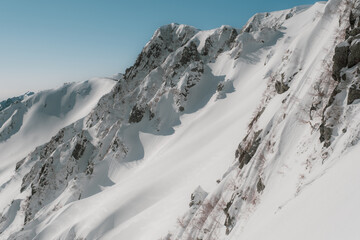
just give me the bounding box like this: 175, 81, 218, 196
202, 37, 212, 56
190, 64, 204, 73
146, 42, 162, 59
15, 158, 25, 171
125, 24, 198, 81
275, 81, 289, 94
179, 42, 200, 66
350, 10, 360, 28
227, 28, 238, 47
149, 111, 155, 120
348, 39, 360, 68
72, 143, 86, 160
112, 138, 119, 151
129, 105, 145, 123
350, 28, 360, 37
332, 42, 349, 80
217, 83, 224, 92
350, 11, 356, 28
326, 87, 341, 109
38, 158, 53, 188
257, 178, 265, 193
238, 130, 262, 169
238, 148, 252, 168
244, 24, 253, 33
342, 73, 347, 80
85, 162, 94, 175
285, 12, 293, 20
319, 123, 332, 147
224, 194, 236, 235
348, 84, 360, 104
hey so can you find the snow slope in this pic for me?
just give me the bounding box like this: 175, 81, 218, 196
1, 0, 360, 239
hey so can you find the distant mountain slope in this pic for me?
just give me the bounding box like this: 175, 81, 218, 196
1, 0, 359, 239
0, 92, 34, 112
0, 78, 116, 235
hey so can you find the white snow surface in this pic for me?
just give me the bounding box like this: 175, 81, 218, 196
1, 0, 359, 239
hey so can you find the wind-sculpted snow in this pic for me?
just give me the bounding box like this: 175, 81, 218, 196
1, 0, 360, 239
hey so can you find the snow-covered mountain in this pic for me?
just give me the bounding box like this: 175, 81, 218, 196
1, 0, 360, 239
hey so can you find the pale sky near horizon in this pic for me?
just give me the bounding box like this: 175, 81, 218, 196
0, 0, 319, 100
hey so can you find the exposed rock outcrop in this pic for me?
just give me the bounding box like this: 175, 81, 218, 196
348, 39, 360, 68
275, 81, 290, 94
333, 42, 349, 81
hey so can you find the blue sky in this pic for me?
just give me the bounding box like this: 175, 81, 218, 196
0, 0, 319, 99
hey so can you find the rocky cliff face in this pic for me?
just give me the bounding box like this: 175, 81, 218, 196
1, 0, 360, 239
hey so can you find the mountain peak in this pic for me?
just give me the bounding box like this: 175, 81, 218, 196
124, 23, 199, 81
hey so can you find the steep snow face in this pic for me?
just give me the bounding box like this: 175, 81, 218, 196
0, 0, 357, 239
